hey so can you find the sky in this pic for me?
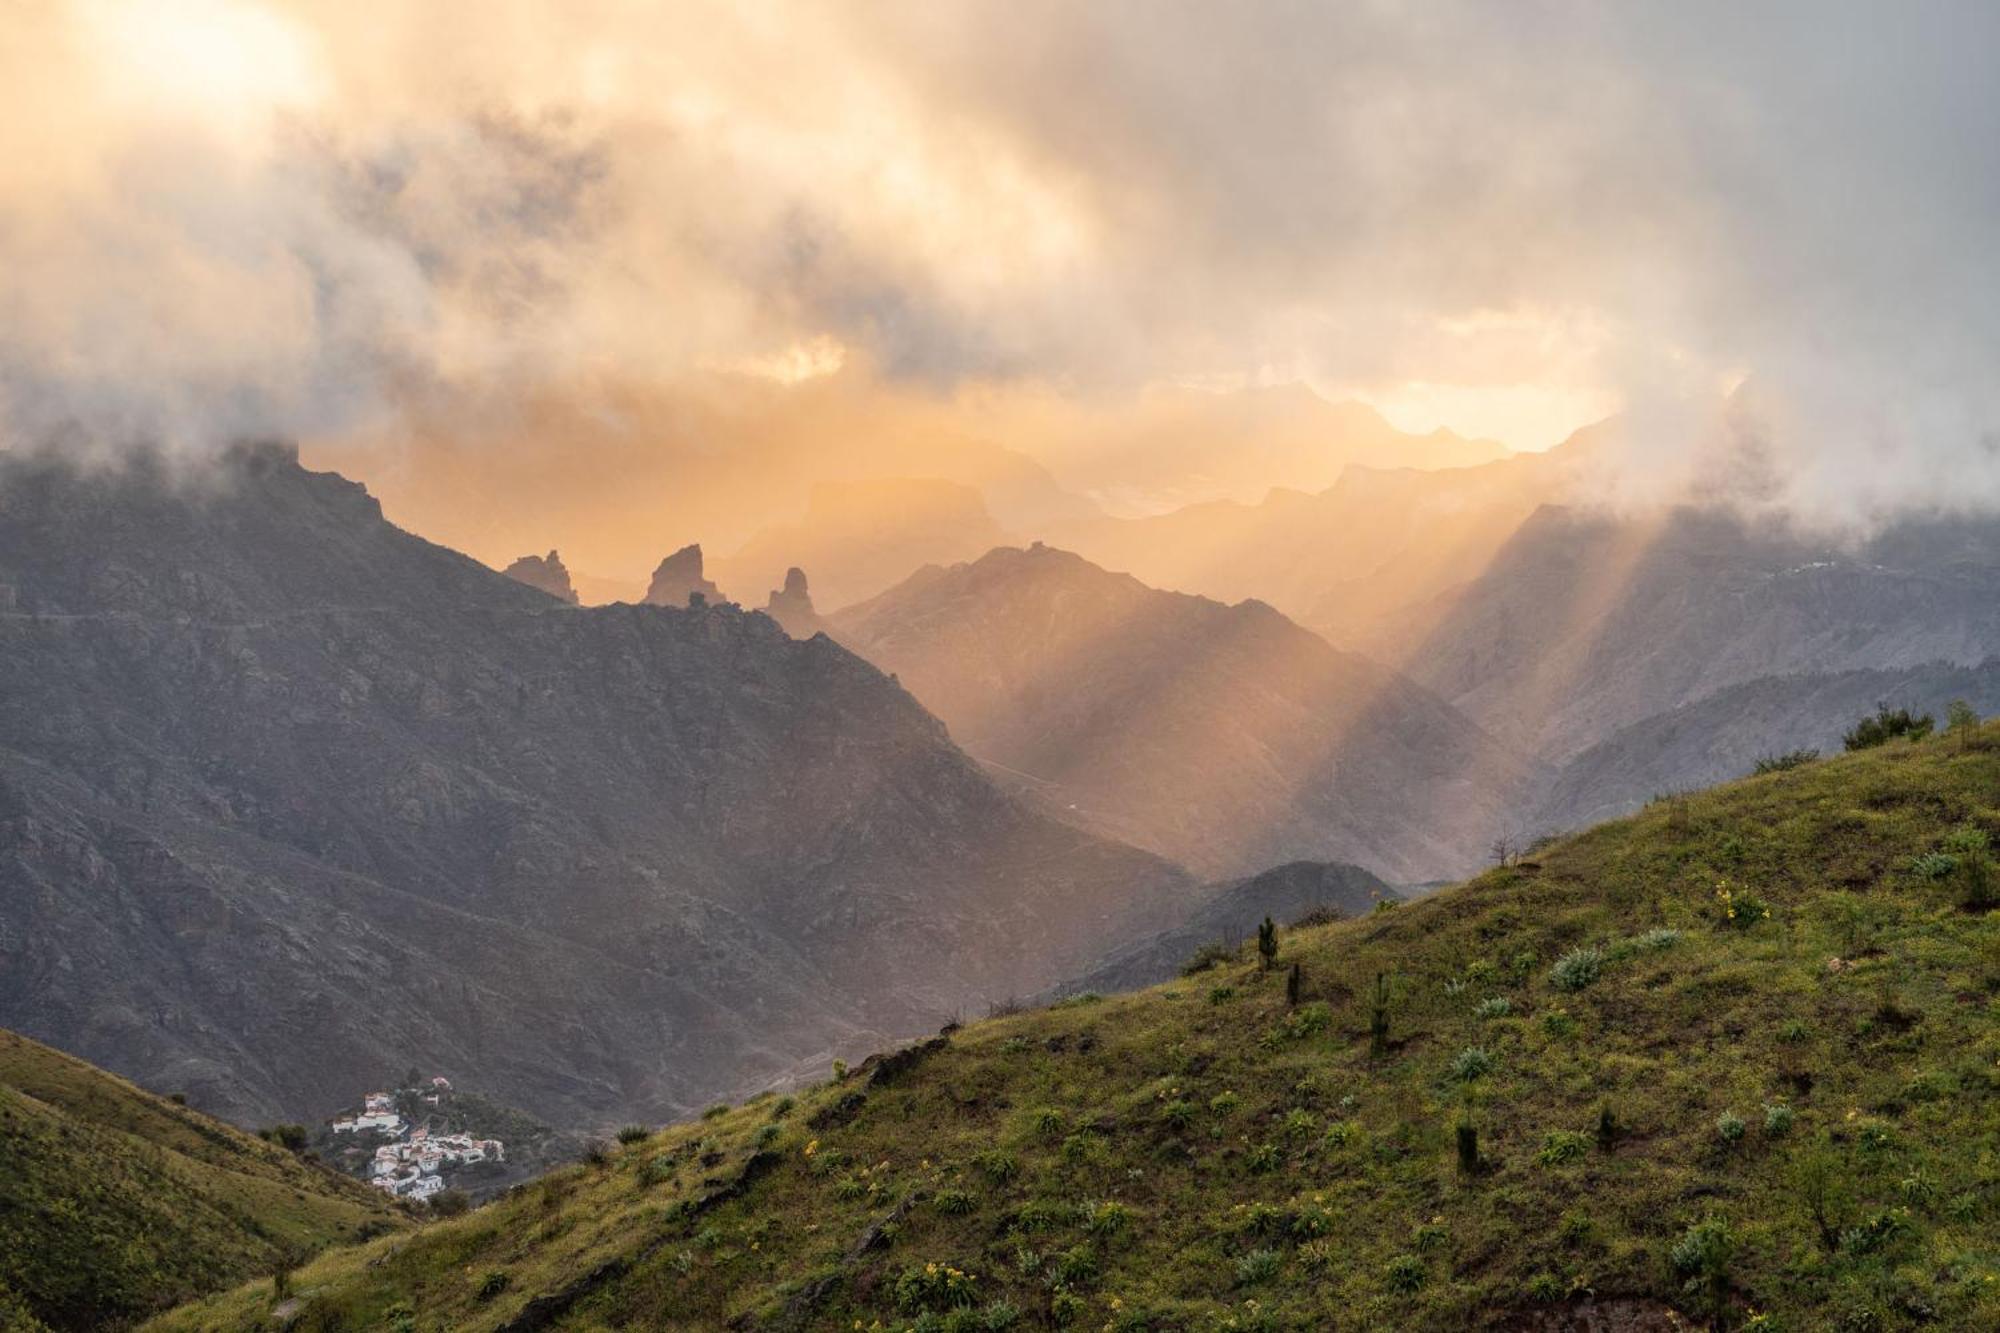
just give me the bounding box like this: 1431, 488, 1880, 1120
2, 0, 1998, 539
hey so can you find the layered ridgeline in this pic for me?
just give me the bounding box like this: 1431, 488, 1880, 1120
154, 724, 2000, 1331
0, 1027, 399, 1331
1388, 506, 2000, 831
831, 544, 1535, 881
0, 445, 1192, 1127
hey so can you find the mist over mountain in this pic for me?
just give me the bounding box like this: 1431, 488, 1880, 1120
0, 446, 1193, 1127
831, 544, 1535, 881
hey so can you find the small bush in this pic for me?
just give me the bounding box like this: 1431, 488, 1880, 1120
1209, 1090, 1240, 1115
616, 1124, 650, 1144
1448, 1047, 1496, 1082
1716, 1111, 1746, 1144
1475, 996, 1513, 1020
975, 1149, 1020, 1183
1088, 1201, 1131, 1236
1670, 1216, 1736, 1314
934, 1189, 978, 1216
581, 1139, 612, 1169
1910, 851, 1960, 881
1208, 985, 1236, 1006
980, 1299, 1021, 1331
1385, 1254, 1426, 1293
701, 1103, 731, 1120
1843, 704, 1933, 751
1235, 1248, 1281, 1285
475, 1270, 509, 1301
1245, 1142, 1283, 1174
1536, 1130, 1591, 1166
1031, 1107, 1066, 1138
1763, 1103, 1795, 1137
768, 1095, 795, 1120
1549, 947, 1603, 992
1541, 1008, 1578, 1038
1161, 1099, 1195, 1131
1283, 1107, 1318, 1138
1752, 748, 1820, 775
1053, 1245, 1099, 1285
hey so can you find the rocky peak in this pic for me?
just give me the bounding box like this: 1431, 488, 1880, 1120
501, 549, 579, 604
762, 566, 823, 638
644, 543, 724, 607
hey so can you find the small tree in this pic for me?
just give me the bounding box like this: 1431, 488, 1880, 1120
1948, 698, 1979, 752
1843, 702, 1934, 751
1257, 916, 1278, 970
1455, 1120, 1480, 1175
1369, 972, 1391, 1058
1595, 1101, 1619, 1151
1285, 961, 1302, 1008
1792, 1143, 1849, 1252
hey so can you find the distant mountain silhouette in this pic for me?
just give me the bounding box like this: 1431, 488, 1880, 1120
0, 445, 1193, 1127
831, 544, 1536, 881
762, 566, 824, 638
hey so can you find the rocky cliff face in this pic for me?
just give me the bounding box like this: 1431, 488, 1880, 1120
501, 549, 580, 603
831, 544, 1537, 881
0, 445, 1192, 1126
762, 566, 824, 638
642, 543, 724, 607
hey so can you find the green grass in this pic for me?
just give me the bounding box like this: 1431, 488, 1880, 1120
0, 1029, 403, 1331
148, 727, 2000, 1331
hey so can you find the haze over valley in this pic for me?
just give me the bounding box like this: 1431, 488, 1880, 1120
5, 3, 2000, 1329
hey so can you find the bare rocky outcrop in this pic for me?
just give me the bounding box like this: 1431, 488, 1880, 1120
643, 543, 724, 607
501, 549, 579, 603
761, 566, 823, 638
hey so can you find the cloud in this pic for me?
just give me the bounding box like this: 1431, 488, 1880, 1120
1, 0, 1997, 522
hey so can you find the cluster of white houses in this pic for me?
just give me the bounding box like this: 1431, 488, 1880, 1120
327, 1080, 504, 1200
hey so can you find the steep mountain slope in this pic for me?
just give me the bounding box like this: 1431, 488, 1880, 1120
0, 1027, 399, 1331
0, 445, 1192, 1127
831, 544, 1536, 880
155, 724, 2000, 1332
1393, 505, 2000, 765
1053, 860, 1399, 997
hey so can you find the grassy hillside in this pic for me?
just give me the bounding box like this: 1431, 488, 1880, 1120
149, 728, 2000, 1331
0, 1030, 402, 1330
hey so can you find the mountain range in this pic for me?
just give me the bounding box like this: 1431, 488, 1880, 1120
0, 444, 1197, 1128
830, 544, 1534, 881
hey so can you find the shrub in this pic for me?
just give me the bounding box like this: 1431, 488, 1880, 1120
1245, 1142, 1283, 1174
475, 1270, 509, 1301
1257, 916, 1278, 969
1549, 947, 1603, 992
581, 1139, 612, 1168
1752, 748, 1821, 774
1713, 881, 1772, 929
1263, 1001, 1331, 1045
1210, 1090, 1241, 1115
980, 1299, 1021, 1331
616, 1124, 650, 1144
894, 1262, 980, 1312
1843, 704, 1933, 751
1324, 1120, 1361, 1149
1297, 1239, 1337, 1271
769, 1095, 795, 1120
1634, 927, 1682, 952
1087, 1201, 1131, 1236
1031, 1107, 1066, 1137
753, 1123, 781, 1148
975, 1149, 1020, 1183
1208, 985, 1236, 1006
1385, 1254, 1426, 1293
1716, 1111, 1746, 1145
1283, 1107, 1318, 1138
1053, 1245, 1099, 1285
934, 1189, 978, 1216
1541, 1008, 1578, 1038
1961, 849, 1996, 910
1910, 851, 1960, 881
260, 1123, 309, 1152
1181, 941, 1238, 975
1536, 1130, 1591, 1166
1049, 1291, 1085, 1326
1236, 1248, 1281, 1285
1448, 1047, 1496, 1082
1475, 996, 1513, 1020
1161, 1099, 1195, 1131
1763, 1103, 1795, 1137
1670, 1217, 1736, 1314
1292, 1202, 1334, 1238
701, 1103, 731, 1120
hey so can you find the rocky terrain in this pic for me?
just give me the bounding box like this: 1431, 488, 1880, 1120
641, 542, 724, 606
500, 549, 580, 603
832, 544, 1536, 881
760, 566, 824, 639
0, 445, 1193, 1128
